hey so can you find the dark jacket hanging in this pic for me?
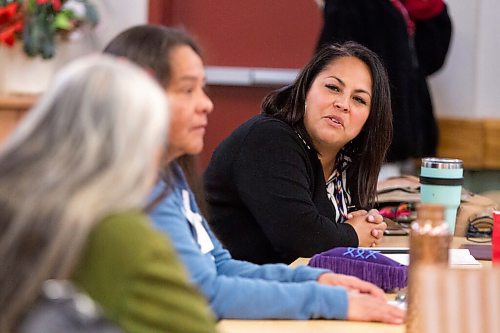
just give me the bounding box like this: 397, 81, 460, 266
317, 0, 452, 162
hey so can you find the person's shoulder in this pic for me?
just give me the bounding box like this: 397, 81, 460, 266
249, 114, 293, 131
75, 211, 181, 294
243, 114, 297, 142
88, 211, 172, 264
212, 115, 298, 156
93, 211, 153, 242
75, 212, 218, 333
232, 115, 312, 167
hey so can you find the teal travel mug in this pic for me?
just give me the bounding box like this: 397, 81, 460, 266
420, 158, 463, 234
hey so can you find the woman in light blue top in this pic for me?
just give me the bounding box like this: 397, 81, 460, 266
104, 24, 405, 324
151, 164, 352, 319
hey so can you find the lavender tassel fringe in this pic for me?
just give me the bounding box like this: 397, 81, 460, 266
309, 256, 408, 291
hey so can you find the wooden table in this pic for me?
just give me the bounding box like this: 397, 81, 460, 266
217, 236, 492, 333
218, 319, 403, 333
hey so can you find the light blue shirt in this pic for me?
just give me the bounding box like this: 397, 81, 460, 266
149, 164, 348, 320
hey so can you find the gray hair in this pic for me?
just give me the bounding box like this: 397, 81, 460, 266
0, 55, 168, 330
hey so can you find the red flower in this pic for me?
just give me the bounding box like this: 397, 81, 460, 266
0, 3, 23, 47
0, 20, 23, 47
0, 3, 19, 26
35, 0, 62, 10
52, 0, 62, 11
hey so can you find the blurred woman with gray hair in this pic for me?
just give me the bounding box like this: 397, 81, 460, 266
0, 55, 216, 333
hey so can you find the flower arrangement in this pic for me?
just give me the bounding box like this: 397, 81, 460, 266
0, 0, 98, 59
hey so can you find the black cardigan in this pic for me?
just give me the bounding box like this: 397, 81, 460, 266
317, 0, 452, 162
204, 115, 358, 264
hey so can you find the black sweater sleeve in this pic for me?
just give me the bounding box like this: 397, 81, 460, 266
232, 120, 358, 259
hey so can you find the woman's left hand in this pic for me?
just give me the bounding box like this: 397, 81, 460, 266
317, 272, 386, 300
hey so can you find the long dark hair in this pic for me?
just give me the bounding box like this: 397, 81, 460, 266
104, 25, 208, 215
104, 24, 201, 87
262, 42, 392, 208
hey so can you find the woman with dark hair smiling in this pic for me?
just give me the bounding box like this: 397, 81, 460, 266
205, 42, 392, 264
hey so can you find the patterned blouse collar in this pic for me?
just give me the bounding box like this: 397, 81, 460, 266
295, 130, 354, 222
326, 153, 352, 222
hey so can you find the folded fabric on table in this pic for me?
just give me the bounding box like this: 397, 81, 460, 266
308, 247, 408, 291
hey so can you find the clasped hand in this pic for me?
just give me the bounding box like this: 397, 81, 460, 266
346, 209, 387, 247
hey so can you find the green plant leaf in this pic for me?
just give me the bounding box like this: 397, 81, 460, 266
54, 12, 73, 30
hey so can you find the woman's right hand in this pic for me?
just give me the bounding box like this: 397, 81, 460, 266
347, 291, 405, 324
346, 212, 387, 247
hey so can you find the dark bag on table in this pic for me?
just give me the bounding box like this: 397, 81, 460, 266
376, 175, 497, 237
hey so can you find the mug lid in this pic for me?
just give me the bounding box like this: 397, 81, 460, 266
421, 157, 463, 169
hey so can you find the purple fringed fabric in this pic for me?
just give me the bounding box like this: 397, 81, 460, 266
309, 247, 408, 291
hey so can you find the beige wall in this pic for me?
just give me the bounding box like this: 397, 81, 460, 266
92, 0, 148, 49
57, 0, 149, 62
429, 0, 500, 118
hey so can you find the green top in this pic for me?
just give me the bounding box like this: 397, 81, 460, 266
72, 211, 217, 333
